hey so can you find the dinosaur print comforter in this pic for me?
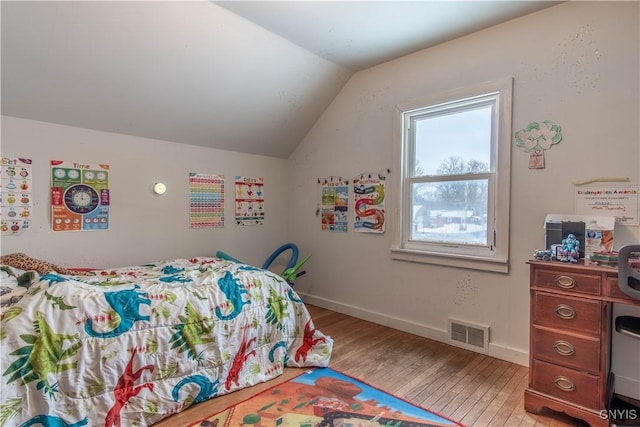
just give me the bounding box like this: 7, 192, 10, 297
0, 257, 333, 426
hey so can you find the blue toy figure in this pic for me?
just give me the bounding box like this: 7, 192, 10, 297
560, 233, 580, 263
533, 249, 553, 261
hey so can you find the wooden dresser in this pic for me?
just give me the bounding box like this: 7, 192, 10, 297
525, 260, 639, 427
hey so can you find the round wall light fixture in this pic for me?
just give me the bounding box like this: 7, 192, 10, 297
153, 182, 167, 195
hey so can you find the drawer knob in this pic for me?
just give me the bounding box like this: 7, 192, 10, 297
554, 275, 577, 289
553, 340, 576, 356
554, 375, 576, 392
554, 304, 577, 320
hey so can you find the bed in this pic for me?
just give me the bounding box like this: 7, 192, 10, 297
0, 254, 333, 426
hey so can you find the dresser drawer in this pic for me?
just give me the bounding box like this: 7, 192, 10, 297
531, 325, 600, 373
532, 292, 602, 335
531, 359, 602, 409
607, 277, 631, 300
533, 268, 601, 296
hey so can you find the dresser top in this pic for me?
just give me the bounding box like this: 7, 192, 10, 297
527, 259, 618, 275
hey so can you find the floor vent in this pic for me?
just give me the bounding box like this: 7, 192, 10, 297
447, 318, 489, 353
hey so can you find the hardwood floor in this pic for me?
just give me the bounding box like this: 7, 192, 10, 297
155, 304, 590, 426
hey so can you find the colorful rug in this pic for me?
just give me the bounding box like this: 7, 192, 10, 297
190, 368, 464, 426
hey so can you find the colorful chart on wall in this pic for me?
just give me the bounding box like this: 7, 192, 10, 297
50, 160, 110, 232
189, 173, 224, 228
235, 176, 264, 225
354, 172, 386, 233
320, 177, 348, 232
1, 157, 33, 235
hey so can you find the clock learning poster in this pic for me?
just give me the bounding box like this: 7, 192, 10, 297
51, 160, 110, 232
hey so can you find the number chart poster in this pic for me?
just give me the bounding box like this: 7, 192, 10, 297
189, 173, 224, 228
1, 157, 33, 235
320, 177, 348, 232
354, 173, 386, 233
235, 176, 264, 225
51, 161, 110, 232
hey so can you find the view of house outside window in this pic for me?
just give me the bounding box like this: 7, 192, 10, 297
411, 105, 492, 246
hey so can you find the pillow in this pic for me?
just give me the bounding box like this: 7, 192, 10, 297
0, 253, 93, 276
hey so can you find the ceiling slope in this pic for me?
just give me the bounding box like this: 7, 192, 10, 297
1, 1, 560, 158
214, 1, 561, 71
1, 1, 352, 158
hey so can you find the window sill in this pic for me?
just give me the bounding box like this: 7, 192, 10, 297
390, 248, 509, 273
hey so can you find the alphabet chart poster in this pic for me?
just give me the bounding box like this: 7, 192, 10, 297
1, 157, 33, 235
320, 177, 348, 232
354, 173, 386, 233
189, 172, 224, 228
235, 176, 264, 225
51, 160, 110, 231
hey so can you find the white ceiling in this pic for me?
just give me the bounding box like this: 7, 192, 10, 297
214, 1, 561, 71
1, 1, 560, 158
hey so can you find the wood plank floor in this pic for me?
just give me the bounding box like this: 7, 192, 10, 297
155, 304, 590, 426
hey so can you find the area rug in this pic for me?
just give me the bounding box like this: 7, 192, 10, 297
189, 368, 464, 426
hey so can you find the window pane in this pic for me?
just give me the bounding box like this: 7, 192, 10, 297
411, 180, 488, 245
413, 106, 492, 176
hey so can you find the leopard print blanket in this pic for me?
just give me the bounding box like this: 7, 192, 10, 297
0, 253, 94, 276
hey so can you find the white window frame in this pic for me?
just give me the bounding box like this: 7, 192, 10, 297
391, 78, 513, 273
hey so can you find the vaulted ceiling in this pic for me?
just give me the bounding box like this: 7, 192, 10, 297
1, 1, 559, 158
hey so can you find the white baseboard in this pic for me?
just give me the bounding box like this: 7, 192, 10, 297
299, 292, 529, 367
614, 374, 640, 401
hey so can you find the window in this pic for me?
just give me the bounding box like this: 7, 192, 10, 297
391, 78, 513, 273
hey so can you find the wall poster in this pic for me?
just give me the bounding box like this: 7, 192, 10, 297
235, 176, 264, 225
189, 173, 224, 228
576, 185, 639, 225
320, 177, 348, 232
51, 160, 110, 231
1, 157, 33, 235
354, 172, 386, 233
514, 120, 562, 169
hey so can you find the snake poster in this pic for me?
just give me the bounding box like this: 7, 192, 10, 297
354, 173, 386, 233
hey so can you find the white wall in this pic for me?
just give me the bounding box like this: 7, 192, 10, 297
289, 1, 640, 366
1, 0, 638, 372
1, 116, 290, 269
